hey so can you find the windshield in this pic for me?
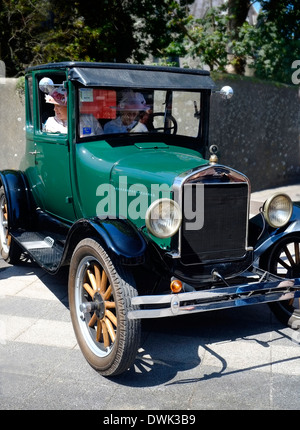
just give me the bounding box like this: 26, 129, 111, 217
77, 87, 202, 140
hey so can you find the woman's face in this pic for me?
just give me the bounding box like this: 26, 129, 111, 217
54, 105, 68, 121
121, 110, 138, 126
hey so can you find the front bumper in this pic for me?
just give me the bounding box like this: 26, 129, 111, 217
128, 268, 300, 319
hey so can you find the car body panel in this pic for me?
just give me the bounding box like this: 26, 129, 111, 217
1, 61, 300, 313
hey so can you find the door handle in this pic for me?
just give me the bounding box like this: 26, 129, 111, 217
29, 150, 41, 165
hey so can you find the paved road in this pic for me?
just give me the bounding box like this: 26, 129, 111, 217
1, 255, 300, 411
1, 185, 300, 410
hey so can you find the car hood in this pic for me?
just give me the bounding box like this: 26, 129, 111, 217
110, 144, 207, 188
75, 141, 208, 224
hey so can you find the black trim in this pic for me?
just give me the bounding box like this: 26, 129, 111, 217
10, 210, 147, 273
26, 61, 211, 77
26, 62, 215, 91
0, 170, 34, 230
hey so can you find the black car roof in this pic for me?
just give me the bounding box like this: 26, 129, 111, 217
26, 62, 216, 91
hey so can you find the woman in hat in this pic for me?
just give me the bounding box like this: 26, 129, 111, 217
104, 92, 150, 134
44, 88, 68, 133
44, 87, 103, 137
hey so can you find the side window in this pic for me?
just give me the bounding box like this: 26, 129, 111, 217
78, 88, 116, 138
37, 74, 67, 134
172, 91, 201, 137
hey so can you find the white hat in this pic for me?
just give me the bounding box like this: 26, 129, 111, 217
45, 87, 67, 106
118, 92, 149, 111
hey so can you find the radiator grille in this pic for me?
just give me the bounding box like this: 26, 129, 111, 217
181, 182, 248, 264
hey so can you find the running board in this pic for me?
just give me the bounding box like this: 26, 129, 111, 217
12, 230, 65, 272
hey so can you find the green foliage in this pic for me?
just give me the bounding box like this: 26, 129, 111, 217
184, 6, 232, 71
164, 0, 300, 84
16, 75, 25, 99
0, 0, 193, 76
250, 1, 300, 83
0, 0, 299, 84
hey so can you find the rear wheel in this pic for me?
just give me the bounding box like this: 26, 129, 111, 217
0, 186, 21, 264
262, 235, 300, 328
68, 238, 141, 376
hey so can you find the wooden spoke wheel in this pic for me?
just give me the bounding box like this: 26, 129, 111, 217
263, 235, 300, 328
0, 186, 21, 263
68, 238, 141, 376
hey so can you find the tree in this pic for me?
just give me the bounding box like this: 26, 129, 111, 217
0, 0, 191, 76
164, 0, 255, 73
165, 0, 300, 84
251, 0, 300, 83
2, 0, 298, 84
0, 0, 45, 76
227, 0, 251, 74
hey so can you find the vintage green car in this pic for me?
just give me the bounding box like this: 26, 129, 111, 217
1, 62, 300, 376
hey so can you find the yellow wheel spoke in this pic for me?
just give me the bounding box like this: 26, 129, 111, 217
104, 285, 112, 301
96, 320, 102, 342
101, 320, 109, 348
105, 309, 117, 327
94, 264, 101, 289
83, 282, 95, 299
87, 269, 97, 291
82, 262, 117, 349
88, 312, 97, 327
105, 301, 116, 309
3, 204, 8, 220
100, 271, 108, 294
105, 317, 116, 343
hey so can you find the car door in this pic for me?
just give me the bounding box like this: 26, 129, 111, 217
25, 72, 76, 222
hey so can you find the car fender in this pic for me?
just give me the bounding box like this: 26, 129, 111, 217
0, 169, 33, 230
64, 217, 147, 266
253, 203, 300, 263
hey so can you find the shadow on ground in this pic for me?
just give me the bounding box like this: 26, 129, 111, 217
1, 257, 295, 389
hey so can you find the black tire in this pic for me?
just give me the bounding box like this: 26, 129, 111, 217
262, 235, 300, 328
68, 238, 141, 376
0, 186, 22, 264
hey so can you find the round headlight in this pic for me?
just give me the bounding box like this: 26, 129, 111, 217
263, 193, 293, 228
145, 198, 182, 238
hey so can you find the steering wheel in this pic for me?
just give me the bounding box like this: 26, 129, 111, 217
150, 112, 178, 135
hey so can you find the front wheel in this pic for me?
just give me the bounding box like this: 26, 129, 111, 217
68, 238, 141, 376
0, 186, 21, 264
262, 235, 300, 328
